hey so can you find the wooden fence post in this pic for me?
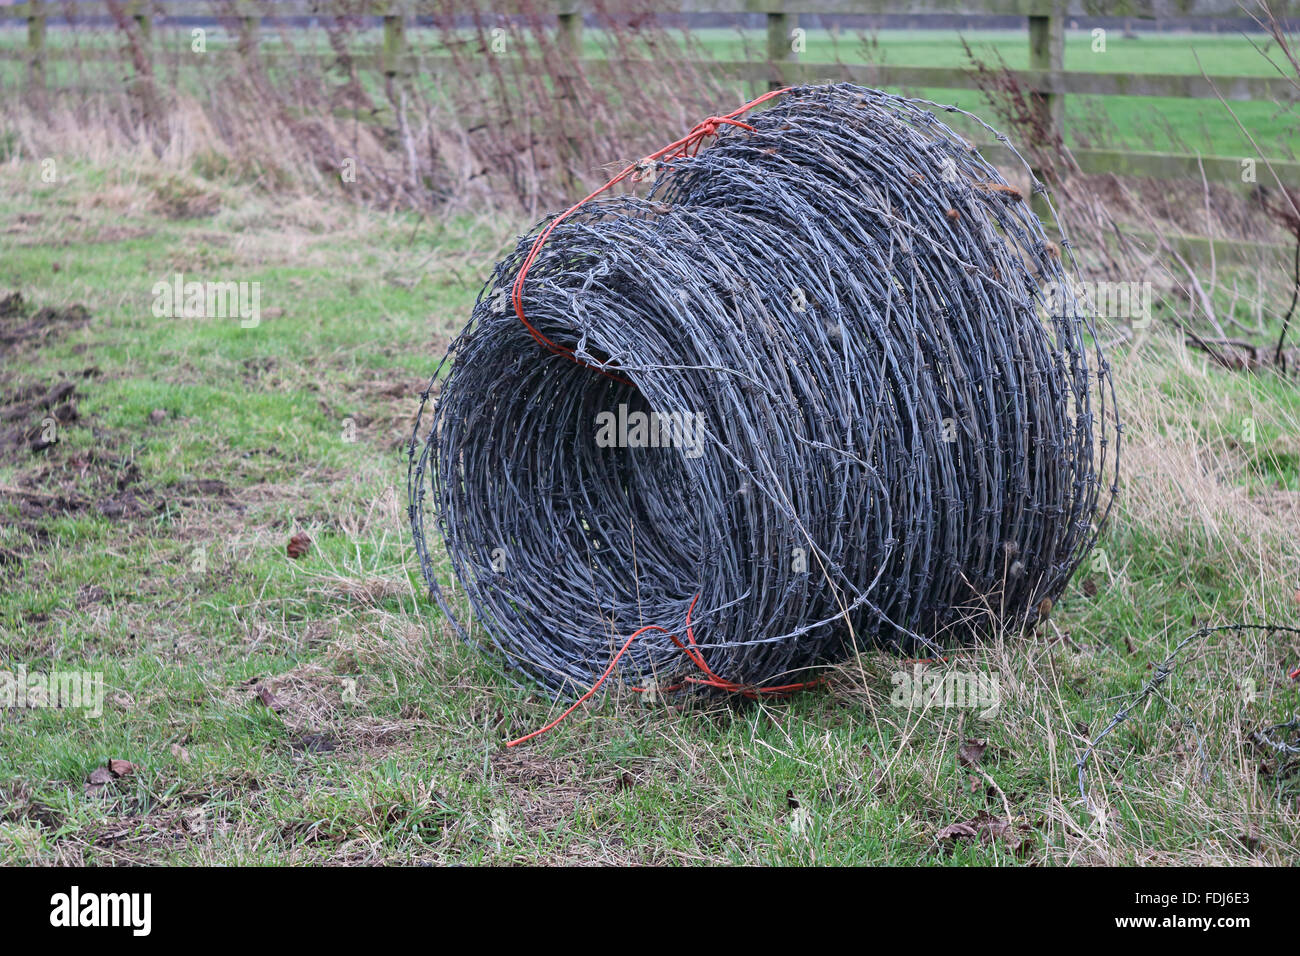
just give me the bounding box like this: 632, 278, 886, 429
766, 10, 796, 92
1028, 5, 1064, 140
382, 7, 407, 78
1027, 3, 1063, 227
557, 3, 582, 58
27, 0, 47, 88
237, 0, 260, 61
555, 2, 584, 193
242, 18, 260, 57
100, 0, 156, 112
128, 0, 151, 47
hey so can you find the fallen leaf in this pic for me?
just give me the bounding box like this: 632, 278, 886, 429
87, 767, 115, 786
286, 532, 311, 559
256, 684, 285, 713
292, 733, 337, 754
84, 766, 116, 797
936, 820, 978, 841
957, 739, 988, 768
107, 758, 136, 777
1081, 577, 1098, 597
935, 812, 1031, 854
171, 743, 191, 764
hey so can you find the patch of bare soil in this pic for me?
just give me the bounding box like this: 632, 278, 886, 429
0, 416, 239, 571
5, 449, 161, 524
0, 305, 167, 569
0, 377, 82, 458
0, 293, 241, 570
0, 291, 91, 350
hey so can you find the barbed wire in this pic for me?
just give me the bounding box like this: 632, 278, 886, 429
409, 84, 1121, 699
1251, 716, 1300, 756
1076, 622, 1300, 811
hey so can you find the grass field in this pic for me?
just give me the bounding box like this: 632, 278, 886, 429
2, 152, 1299, 864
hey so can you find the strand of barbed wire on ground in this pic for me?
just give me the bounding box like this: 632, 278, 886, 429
408, 84, 1121, 727
1076, 623, 1300, 812
1251, 716, 1300, 756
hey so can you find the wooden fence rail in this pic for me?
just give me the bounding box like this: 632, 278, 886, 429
4, 0, 1298, 202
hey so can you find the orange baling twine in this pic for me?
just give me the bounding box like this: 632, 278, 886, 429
505, 89, 828, 748
507, 596, 824, 748
508, 87, 791, 385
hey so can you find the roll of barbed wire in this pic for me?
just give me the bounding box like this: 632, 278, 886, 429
408, 83, 1120, 700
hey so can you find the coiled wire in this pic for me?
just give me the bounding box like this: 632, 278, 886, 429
408, 84, 1120, 697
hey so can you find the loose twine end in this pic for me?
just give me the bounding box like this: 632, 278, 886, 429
506, 594, 822, 747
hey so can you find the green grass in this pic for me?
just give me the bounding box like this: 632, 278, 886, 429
0, 159, 1298, 865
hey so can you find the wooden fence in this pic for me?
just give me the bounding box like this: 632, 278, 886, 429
4, 0, 1298, 260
